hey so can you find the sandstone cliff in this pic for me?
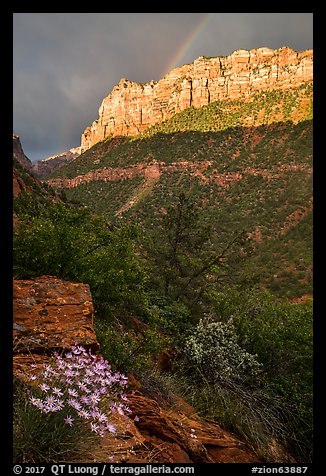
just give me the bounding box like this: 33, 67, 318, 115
81, 46, 313, 151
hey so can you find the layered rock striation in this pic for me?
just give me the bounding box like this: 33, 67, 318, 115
81, 46, 313, 151
46, 160, 311, 192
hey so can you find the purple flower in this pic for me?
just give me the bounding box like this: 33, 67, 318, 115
44, 364, 55, 374
97, 412, 108, 423
80, 395, 90, 404
67, 398, 82, 411
68, 388, 78, 398
90, 408, 100, 419
77, 382, 88, 392
107, 423, 116, 433
90, 422, 100, 433
39, 383, 50, 392
26, 344, 130, 439
78, 409, 91, 420
117, 405, 125, 415
45, 396, 56, 405
30, 396, 42, 407
53, 399, 64, 410
43, 395, 63, 412
72, 345, 84, 355
56, 360, 66, 370
64, 415, 74, 426
52, 387, 63, 397
89, 393, 101, 405
64, 369, 75, 378
119, 374, 128, 385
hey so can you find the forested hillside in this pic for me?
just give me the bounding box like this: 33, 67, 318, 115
13, 71, 313, 463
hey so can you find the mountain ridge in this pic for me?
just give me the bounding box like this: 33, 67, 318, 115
32, 146, 81, 178
80, 46, 312, 151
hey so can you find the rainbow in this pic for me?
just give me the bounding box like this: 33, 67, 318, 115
161, 13, 212, 76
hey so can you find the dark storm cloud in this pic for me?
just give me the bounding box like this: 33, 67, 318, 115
13, 13, 313, 162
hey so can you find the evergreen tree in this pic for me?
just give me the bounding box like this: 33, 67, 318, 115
146, 193, 246, 317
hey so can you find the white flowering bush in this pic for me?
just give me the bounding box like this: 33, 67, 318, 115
19, 344, 136, 438
182, 317, 262, 384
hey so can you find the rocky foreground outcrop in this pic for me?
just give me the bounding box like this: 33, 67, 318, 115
13, 275, 260, 463
81, 46, 313, 151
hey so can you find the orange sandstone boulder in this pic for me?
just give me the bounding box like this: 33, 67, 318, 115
13, 276, 98, 356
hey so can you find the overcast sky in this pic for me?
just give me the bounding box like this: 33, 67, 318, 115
13, 12, 313, 162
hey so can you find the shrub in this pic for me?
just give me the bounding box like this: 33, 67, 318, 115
95, 318, 169, 374
181, 316, 262, 385
175, 314, 302, 462
208, 287, 313, 460
13, 198, 147, 317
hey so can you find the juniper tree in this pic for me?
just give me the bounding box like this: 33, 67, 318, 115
146, 192, 247, 319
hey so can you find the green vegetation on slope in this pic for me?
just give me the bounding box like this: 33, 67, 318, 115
47, 83, 312, 179
14, 190, 147, 317
14, 80, 313, 462
13, 173, 313, 462
141, 83, 312, 136
56, 120, 312, 299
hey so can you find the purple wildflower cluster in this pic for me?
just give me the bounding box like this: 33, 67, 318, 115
25, 344, 134, 437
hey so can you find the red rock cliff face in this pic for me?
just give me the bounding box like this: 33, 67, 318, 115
81, 46, 313, 151
13, 133, 33, 171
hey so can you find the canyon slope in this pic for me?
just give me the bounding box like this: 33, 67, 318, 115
81, 46, 312, 151
45, 77, 313, 299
